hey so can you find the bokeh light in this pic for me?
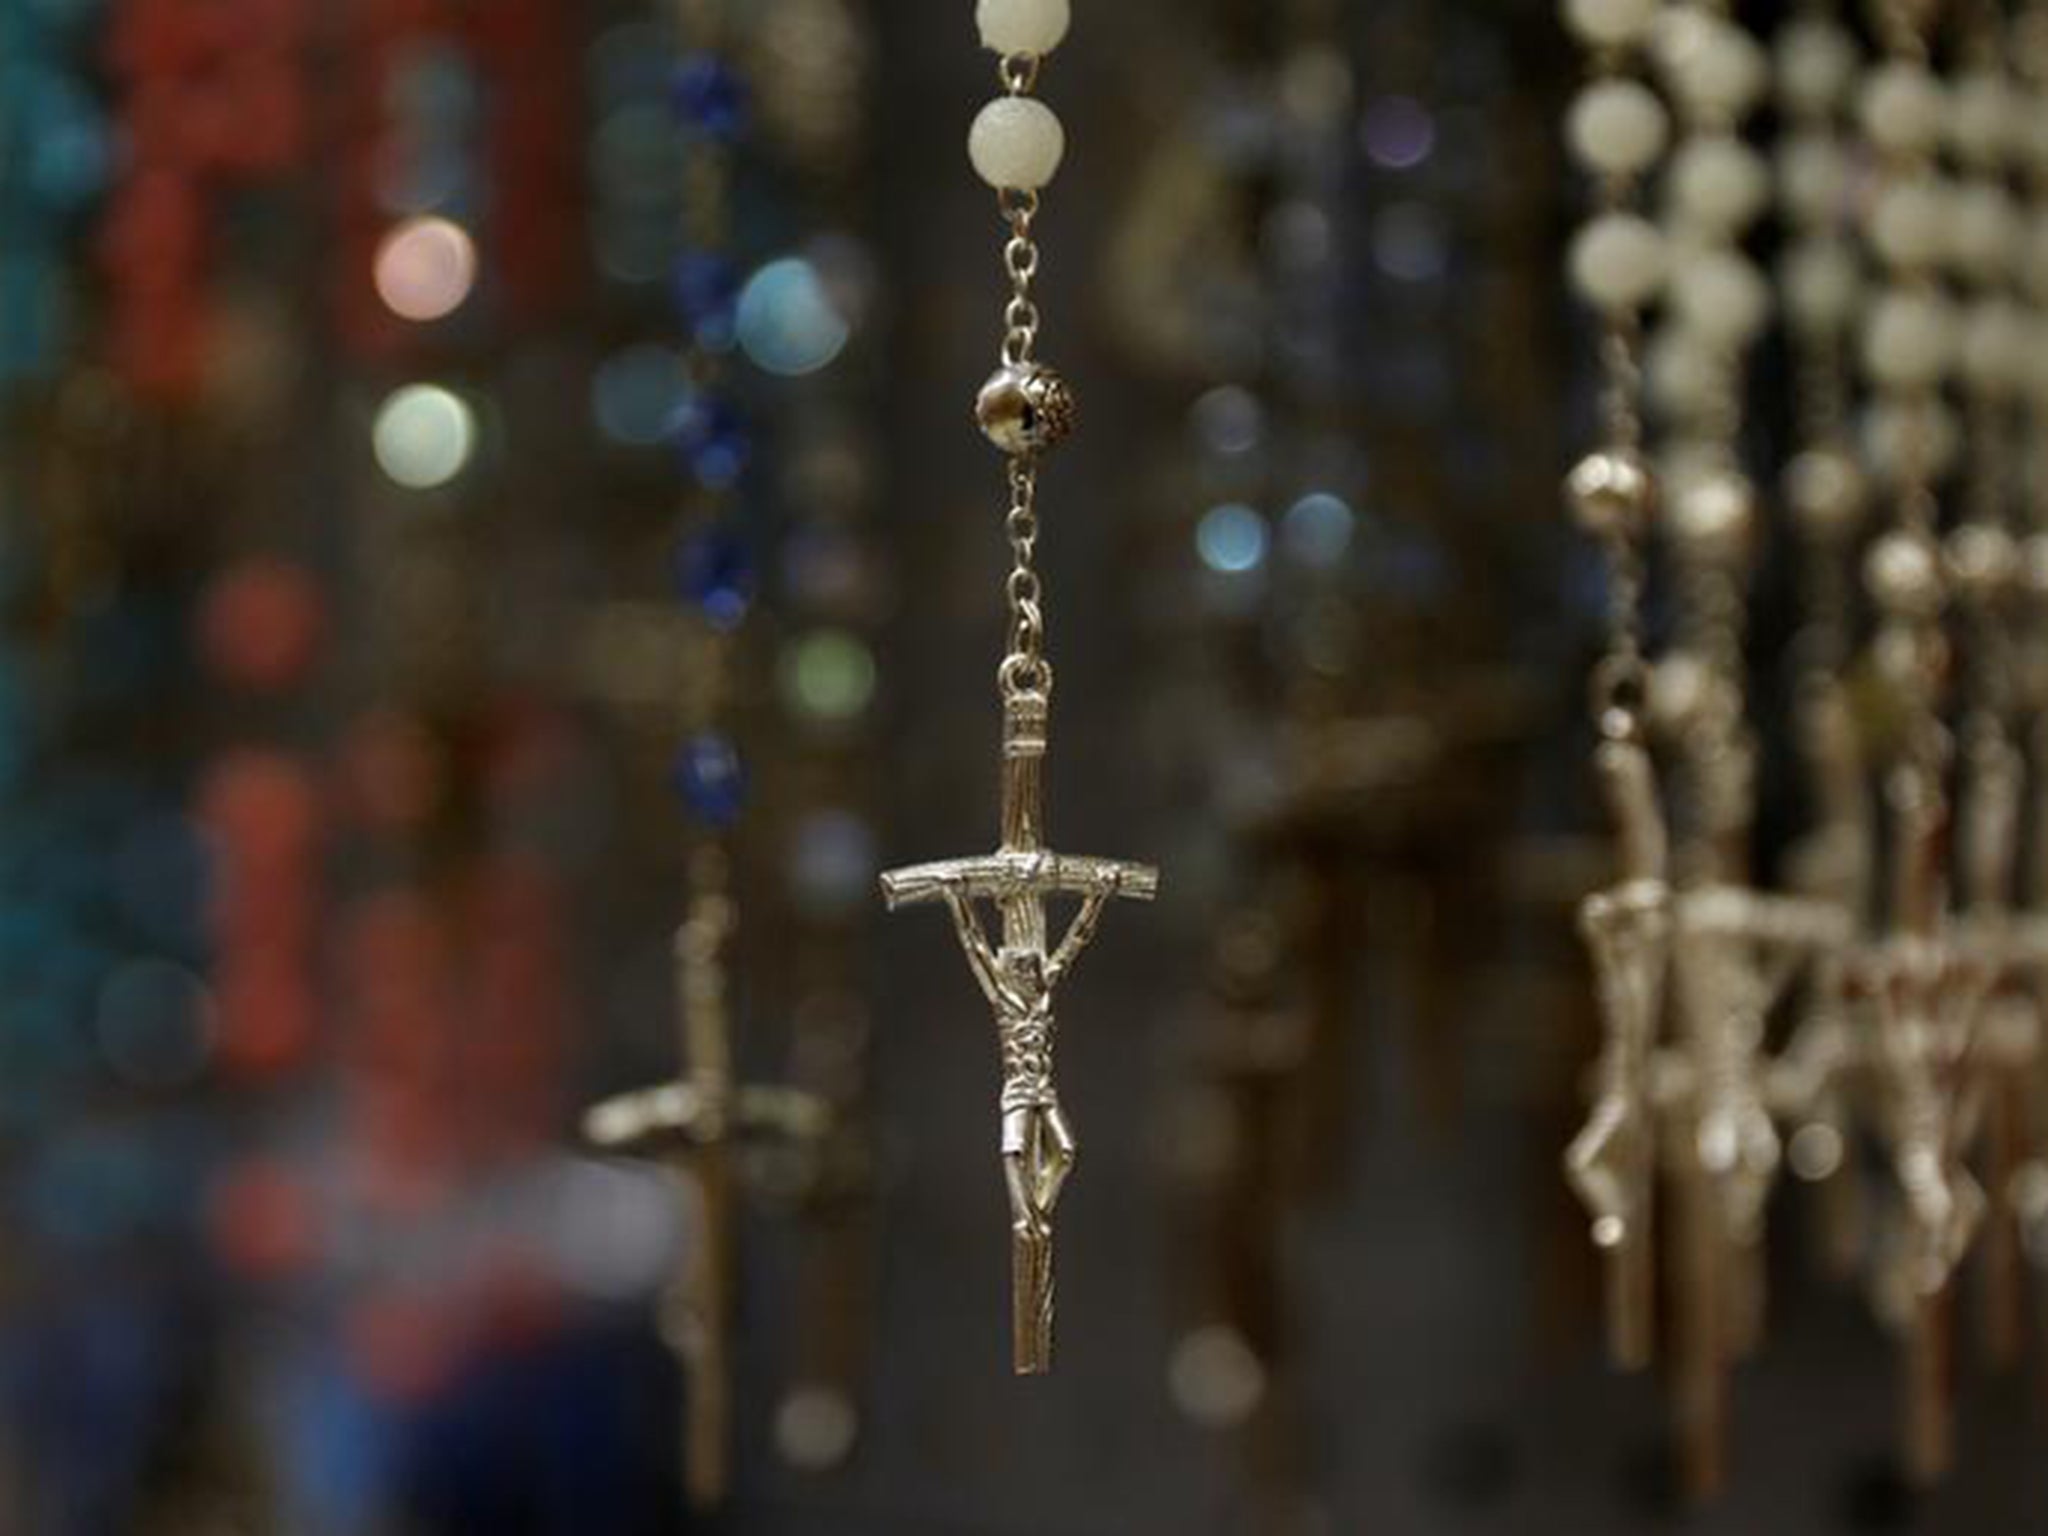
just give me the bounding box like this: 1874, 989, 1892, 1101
1196, 503, 1270, 574
737, 257, 851, 376
372, 384, 477, 489
373, 216, 478, 322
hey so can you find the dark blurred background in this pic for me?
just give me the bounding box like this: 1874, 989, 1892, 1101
0, 0, 2045, 1531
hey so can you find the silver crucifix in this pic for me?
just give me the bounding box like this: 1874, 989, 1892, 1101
882, 683, 1157, 1373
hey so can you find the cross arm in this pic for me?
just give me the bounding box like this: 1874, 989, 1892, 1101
584, 1082, 830, 1159
880, 850, 1160, 909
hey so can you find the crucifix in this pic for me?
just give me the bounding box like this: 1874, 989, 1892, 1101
882, 680, 1157, 1373
584, 882, 829, 1509
1565, 735, 1669, 1371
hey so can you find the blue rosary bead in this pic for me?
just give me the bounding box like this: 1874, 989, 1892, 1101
669, 54, 748, 141
673, 526, 755, 631
671, 733, 747, 828
671, 251, 740, 349
670, 393, 751, 489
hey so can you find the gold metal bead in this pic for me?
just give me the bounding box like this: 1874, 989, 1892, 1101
976, 363, 1076, 454
1564, 449, 1654, 539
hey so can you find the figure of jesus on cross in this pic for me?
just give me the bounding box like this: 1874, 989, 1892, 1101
883, 682, 1157, 1373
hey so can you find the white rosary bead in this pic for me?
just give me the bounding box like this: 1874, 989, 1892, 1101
1670, 135, 1767, 236
1948, 71, 2016, 167
1863, 288, 1956, 390
1947, 184, 2018, 284
1862, 397, 1958, 482
1869, 177, 1950, 273
1781, 238, 1860, 333
1858, 62, 1946, 158
1566, 79, 1669, 178
1960, 299, 2027, 394
1647, 329, 1725, 418
1657, 9, 1766, 122
1775, 18, 1857, 116
1569, 211, 1666, 311
1670, 246, 1768, 346
969, 96, 1066, 190
1561, 0, 1661, 49
976, 0, 1070, 57
1778, 134, 1846, 228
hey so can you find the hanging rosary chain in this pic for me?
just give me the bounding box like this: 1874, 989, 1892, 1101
1001, 456, 1051, 699
1001, 189, 1042, 367
990, 50, 1055, 702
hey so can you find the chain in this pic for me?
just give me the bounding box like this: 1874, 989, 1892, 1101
992, 52, 1051, 702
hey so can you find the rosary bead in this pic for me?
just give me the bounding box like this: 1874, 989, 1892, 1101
1561, 0, 1660, 49
1859, 62, 1945, 158
1668, 469, 1754, 565
1565, 449, 1654, 539
1670, 247, 1768, 347
1862, 288, 1956, 390
1780, 238, 1859, 333
1947, 184, 2018, 284
1775, 18, 1857, 116
1566, 79, 1668, 179
1646, 330, 1724, 419
1945, 522, 2019, 604
976, 362, 1075, 453
1778, 134, 1847, 228
1959, 299, 2026, 394
672, 733, 747, 827
1569, 211, 1665, 312
969, 96, 1065, 190
1670, 135, 1767, 236
977, 0, 1070, 56
1656, 9, 1766, 122
1869, 177, 1949, 273
1649, 650, 1718, 735
1783, 447, 1865, 541
1865, 530, 1944, 621
1948, 71, 2017, 168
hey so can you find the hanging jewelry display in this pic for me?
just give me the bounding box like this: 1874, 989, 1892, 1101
580, 0, 828, 1510
1558, 0, 1679, 1383
879, 0, 1159, 1377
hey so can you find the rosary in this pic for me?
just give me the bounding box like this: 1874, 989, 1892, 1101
1561, 0, 2048, 1493
881, 0, 1158, 1377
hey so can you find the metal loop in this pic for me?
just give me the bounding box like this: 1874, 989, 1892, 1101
1004, 237, 1039, 284
999, 53, 1040, 95
999, 653, 1053, 698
